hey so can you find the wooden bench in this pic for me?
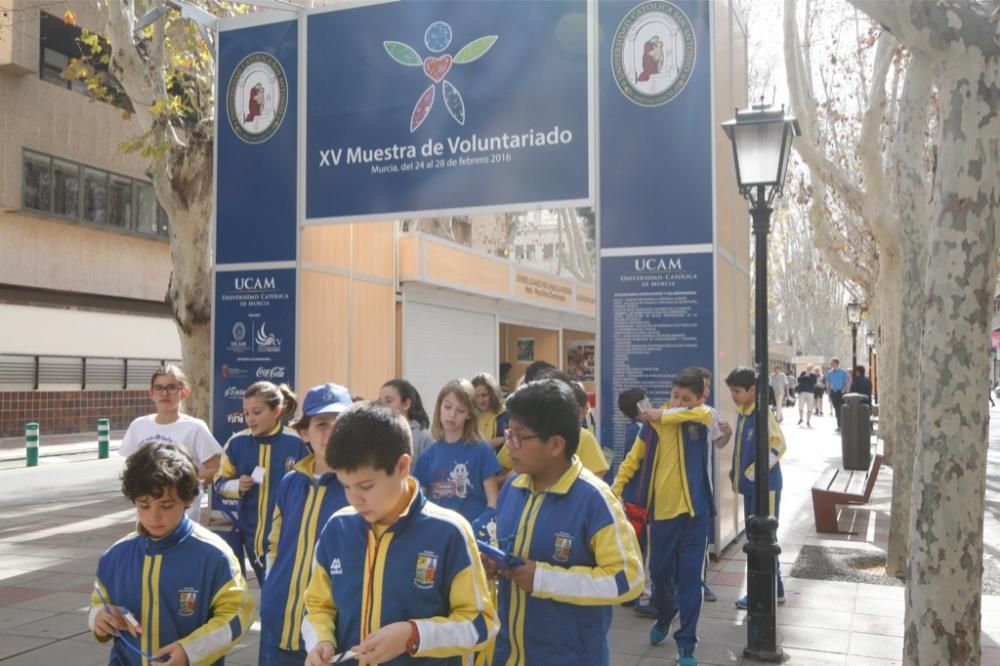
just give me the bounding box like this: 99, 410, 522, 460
811, 453, 883, 534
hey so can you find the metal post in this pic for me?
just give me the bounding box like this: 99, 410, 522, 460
851, 324, 858, 388
25, 422, 39, 467
97, 418, 110, 459
873, 350, 878, 404
743, 190, 782, 662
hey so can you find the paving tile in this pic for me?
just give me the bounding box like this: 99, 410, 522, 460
840, 657, 900, 666
611, 655, 642, 666
0, 635, 55, 660
776, 624, 851, 653
710, 572, 746, 587
780, 588, 856, 613
778, 646, 845, 665
777, 607, 853, 631
0, 607, 55, 631
7, 572, 95, 592
1, 636, 109, 665
0, 587, 54, 607
852, 595, 904, 618
10, 591, 92, 612
855, 582, 904, 600
848, 632, 904, 660
5, 611, 91, 640
851, 612, 905, 638
610, 628, 652, 656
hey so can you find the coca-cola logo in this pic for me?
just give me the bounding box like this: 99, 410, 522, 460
256, 366, 286, 379
224, 386, 244, 398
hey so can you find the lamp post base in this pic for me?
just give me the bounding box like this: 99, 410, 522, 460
743, 647, 785, 662
743, 515, 782, 659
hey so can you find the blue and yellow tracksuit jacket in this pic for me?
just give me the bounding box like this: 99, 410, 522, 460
89, 516, 256, 665
611, 407, 714, 521
260, 456, 348, 655
732, 403, 786, 497
493, 458, 644, 666
478, 408, 509, 442
302, 477, 498, 664
215, 424, 308, 566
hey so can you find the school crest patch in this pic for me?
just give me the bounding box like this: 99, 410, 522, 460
414, 551, 438, 589
178, 588, 198, 616
284, 456, 296, 472
687, 424, 700, 439
553, 532, 573, 562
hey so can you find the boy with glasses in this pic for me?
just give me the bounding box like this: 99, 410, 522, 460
488, 379, 643, 665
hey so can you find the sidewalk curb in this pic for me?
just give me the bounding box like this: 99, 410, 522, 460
0, 442, 123, 464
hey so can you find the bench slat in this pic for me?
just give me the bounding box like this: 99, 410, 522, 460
844, 470, 867, 497
813, 466, 841, 492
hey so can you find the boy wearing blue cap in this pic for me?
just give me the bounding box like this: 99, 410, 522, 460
258, 383, 353, 666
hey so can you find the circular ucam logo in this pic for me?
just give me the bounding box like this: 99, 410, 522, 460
227, 52, 288, 144
232, 322, 246, 342
612, 1, 696, 107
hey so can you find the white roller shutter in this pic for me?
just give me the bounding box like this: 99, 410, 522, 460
403, 300, 496, 405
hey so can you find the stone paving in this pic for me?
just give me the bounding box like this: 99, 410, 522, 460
0, 404, 998, 665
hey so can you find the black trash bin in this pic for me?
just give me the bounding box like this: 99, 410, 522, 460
840, 393, 872, 470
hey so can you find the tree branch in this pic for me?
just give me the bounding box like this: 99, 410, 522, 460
847, 0, 1000, 56
858, 31, 898, 247
784, 0, 867, 219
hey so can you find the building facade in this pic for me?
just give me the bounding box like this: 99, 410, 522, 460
0, 2, 180, 437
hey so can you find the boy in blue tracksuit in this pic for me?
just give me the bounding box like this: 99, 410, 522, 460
616, 388, 653, 612
725, 367, 788, 609
259, 383, 353, 666
216, 382, 309, 581
490, 379, 644, 666
90, 442, 255, 665
611, 371, 716, 666
302, 402, 498, 665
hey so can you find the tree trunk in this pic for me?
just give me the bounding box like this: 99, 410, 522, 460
884, 54, 931, 580
159, 133, 214, 422
872, 251, 898, 463
905, 62, 997, 664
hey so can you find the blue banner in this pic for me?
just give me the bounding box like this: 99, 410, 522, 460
597, 0, 715, 474
212, 269, 297, 443
306, 0, 590, 220
600, 253, 715, 471
598, 0, 712, 248
216, 20, 298, 264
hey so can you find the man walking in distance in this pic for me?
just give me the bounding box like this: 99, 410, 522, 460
826, 358, 850, 433
795, 366, 817, 428
769, 366, 787, 423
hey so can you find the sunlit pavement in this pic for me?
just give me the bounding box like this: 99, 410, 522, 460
1, 407, 998, 665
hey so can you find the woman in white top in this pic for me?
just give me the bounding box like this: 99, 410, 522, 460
119, 364, 222, 521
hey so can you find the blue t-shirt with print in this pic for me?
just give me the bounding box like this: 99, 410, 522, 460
413, 440, 503, 522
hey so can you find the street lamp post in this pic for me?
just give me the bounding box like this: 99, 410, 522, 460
866, 330, 875, 398
722, 103, 799, 662
847, 302, 862, 386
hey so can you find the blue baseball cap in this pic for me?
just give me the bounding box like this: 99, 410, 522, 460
302, 383, 353, 416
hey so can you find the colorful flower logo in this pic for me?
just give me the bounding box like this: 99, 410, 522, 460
384, 21, 498, 132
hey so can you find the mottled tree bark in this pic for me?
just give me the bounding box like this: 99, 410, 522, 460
848, 2, 1000, 663
884, 54, 931, 580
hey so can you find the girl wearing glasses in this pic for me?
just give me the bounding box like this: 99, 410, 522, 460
118, 365, 222, 522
